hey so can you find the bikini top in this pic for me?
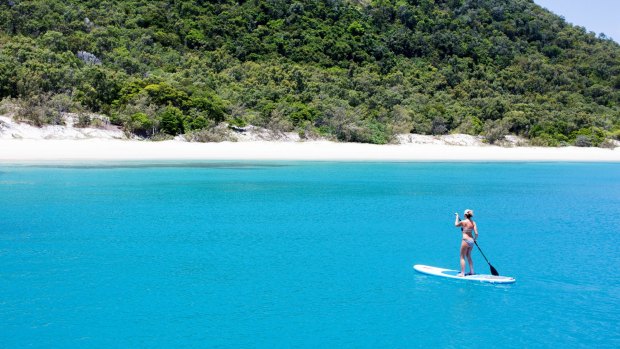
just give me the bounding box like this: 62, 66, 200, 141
461, 219, 474, 233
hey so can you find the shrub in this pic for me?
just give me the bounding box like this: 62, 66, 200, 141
530, 134, 561, 147
188, 94, 225, 122
49, 93, 77, 114
455, 115, 484, 135
574, 135, 592, 147
571, 127, 606, 147
12, 93, 81, 127
75, 113, 91, 128
15, 94, 63, 126
431, 117, 448, 135
184, 123, 236, 142
0, 97, 18, 115
159, 106, 185, 136
482, 119, 509, 144
289, 103, 318, 126
599, 139, 616, 149
229, 117, 247, 128
126, 112, 154, 137
410, 113, 432, 134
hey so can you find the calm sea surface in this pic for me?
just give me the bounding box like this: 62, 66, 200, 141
1, 162, 619, 348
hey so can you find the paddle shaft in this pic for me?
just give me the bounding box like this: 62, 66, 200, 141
473, 240, 499, 276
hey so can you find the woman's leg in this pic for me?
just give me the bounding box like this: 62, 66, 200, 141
458, 241, 467, 276
466, 246, 474, 275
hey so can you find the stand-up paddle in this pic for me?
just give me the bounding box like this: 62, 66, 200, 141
473, 240, 499, 276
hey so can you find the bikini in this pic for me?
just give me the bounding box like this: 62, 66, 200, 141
463, 237, 475, 247
462, 227, 475, 247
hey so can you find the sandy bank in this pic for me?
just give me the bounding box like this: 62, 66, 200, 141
1, 115, 618, 162
0, 138, 618, 162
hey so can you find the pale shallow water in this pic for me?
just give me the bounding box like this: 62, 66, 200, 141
1, 162, 619, 348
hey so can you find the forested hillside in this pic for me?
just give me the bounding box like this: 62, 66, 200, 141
1, 0, 619, 145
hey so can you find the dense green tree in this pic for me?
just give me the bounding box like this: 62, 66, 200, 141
159, 105, 185, 136
0, 0, 618, 145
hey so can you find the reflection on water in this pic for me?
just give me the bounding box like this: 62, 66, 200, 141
3, 160, 291, 170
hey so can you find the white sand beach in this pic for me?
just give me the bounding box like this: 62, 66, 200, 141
1, 138, 619, 162
1, 115, 619, 162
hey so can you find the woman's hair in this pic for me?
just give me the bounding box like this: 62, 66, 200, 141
464, 209, 474, 219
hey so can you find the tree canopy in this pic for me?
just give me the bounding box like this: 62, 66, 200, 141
1, 0, 619, 145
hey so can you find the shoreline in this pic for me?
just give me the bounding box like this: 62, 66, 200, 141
0, 139, 619, 163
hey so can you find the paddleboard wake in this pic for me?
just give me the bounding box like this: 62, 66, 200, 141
413, 264, 516, 284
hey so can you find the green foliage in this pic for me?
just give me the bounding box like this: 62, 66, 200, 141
456, 115, 484, 135
184, 123, 236, 143
571, 127, 607, 147
364, 120, 391, 144
188, 94, 225, 122
14, 93, 80, 126
0, 0, 618, 145
288, 102, 318, 126
143, 83, 189, 108
75, 113, 92, 128
159, 105, 184, 136
530, 134, 562, 147
482, 119, 510, 145
128, 112, 153, 137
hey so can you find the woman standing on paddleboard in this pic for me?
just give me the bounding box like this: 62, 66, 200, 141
455, 209, 478, 277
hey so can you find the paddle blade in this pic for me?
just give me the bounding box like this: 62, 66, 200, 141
490, 265, 499, 276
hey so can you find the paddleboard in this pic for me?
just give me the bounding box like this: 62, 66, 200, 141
413, 264, 516, 284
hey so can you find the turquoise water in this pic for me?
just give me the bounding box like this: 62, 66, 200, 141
1, 162, 619, 348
